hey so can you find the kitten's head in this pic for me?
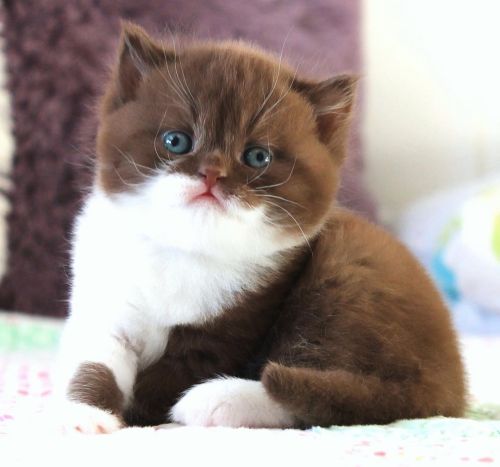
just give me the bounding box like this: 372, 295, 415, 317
96, 23, 356, 259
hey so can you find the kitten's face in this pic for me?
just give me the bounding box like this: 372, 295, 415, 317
96, 24, 355, 257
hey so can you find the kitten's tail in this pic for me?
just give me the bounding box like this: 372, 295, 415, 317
261, 362, 460, 427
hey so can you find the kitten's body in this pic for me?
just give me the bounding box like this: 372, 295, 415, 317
55, 23, 465, 432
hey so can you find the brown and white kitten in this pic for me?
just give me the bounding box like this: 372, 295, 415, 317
54, 22, 466, 432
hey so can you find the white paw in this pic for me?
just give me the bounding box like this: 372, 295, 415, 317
50, 401, 123, 434
170, 377, 294, 428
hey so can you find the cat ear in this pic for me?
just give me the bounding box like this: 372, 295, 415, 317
295, 74, 358, 148
113, 22, 174, 106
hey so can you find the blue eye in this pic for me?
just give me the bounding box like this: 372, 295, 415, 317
243, 146, 272, 168
162, 131, 193, 155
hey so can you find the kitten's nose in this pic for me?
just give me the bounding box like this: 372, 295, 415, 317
198, 166, 226, 189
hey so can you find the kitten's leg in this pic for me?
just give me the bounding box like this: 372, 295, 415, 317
170, 377, 296, 428
260, 362, 445, 427
51, 322, 139, 434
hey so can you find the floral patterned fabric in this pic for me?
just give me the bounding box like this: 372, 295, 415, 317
0, 312, 499, 466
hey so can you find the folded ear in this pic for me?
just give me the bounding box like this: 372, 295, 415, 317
107, 22, 175, 110
295, 74, 358, 150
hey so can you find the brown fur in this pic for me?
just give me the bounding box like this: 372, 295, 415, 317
91, 23, 465, 427
68, 362, 124, 419
96, 23, 353, 240
124, 248, 308, 426
261, 212, 465, 426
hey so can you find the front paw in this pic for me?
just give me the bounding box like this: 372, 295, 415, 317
170, 377, 294, 428
51, 401, 123, 434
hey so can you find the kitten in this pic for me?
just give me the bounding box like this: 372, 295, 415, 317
54, 22, 466, 433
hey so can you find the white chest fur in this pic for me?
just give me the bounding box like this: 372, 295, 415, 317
68, 185, 289, 368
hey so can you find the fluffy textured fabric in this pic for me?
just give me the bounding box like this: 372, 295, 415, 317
0, 32, 14, 282
1, 313, 499, 465
0, 0, 374, 317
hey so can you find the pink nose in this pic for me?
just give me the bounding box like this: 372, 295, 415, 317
198, 167, 225, 189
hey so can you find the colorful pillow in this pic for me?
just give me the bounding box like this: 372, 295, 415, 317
397, 175, 500, 334
440, 185, 500, 314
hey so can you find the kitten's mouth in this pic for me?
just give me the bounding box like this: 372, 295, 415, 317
187, 186, 226, 209
193, 191, 219, 204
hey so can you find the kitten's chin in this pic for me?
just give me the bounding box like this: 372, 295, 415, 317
146, 205, 290, 260
106, 175, 301, 260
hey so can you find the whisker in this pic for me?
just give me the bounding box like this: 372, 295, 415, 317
246, 166, 269, 185
150, 35, 192, 113
245, 133, 274, 186
262, 199, 313, 255
140, 36, 187, 106
112, 167, 144, 189
257, 61, 301, 128
249, 34, 286, 127
253, 192, 305, 209
112, 145, 158, 176
255, 155, 297, 190
169, 33, 200, 114
246, 162, 271, 186
157, 97, 190, 112
158, 28, 198, 114
153, 108, 170, 163
69, 144, 96, 171
163, 62, 191, 109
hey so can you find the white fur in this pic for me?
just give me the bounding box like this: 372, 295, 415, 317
57, 172, 302, 428
54, 323, 140, 407
49, 401, 123, 435
170, 377, 295, 428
